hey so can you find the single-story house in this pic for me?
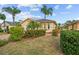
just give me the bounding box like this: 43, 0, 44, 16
65, 20, 79, 30
21, 18, 57, 32
0, 21, 20, 31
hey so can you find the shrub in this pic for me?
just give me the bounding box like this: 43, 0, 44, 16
9, 26, 24, 41
24, 30, 46, 38
52, 28, 60, 36
60, 30, 79, 55
0, 40, 8, 47
0, 28, 3, 32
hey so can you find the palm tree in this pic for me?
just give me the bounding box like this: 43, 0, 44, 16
41, 5, 53, 19
0, 13, 6, 32
2, 7, 21, 25
57, 23, 61, 29
27, 21, 41, 30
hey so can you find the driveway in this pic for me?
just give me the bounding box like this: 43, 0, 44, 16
0, 33, 10, 40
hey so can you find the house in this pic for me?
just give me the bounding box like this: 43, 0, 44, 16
65, 20, 79, 30
21, 18, 57, 32
1, 21, 20, 31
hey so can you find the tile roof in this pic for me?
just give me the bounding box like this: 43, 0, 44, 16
1, 21, 20, 26
21, 18, 57, 25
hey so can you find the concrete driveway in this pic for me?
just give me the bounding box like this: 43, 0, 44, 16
0, 33, 10, 40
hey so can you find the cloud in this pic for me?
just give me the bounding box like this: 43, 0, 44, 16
0, 20, 3, 23
74, 17, 79, 20
54, 5, 59, 10
66, 5, 72, 9
16, 12, 30, 20
29, 4, 42, 8
0, 10, 2, 13
17, 4, 31, 8
77, 18, 79, 19
17, 4, 42, 8
0, 11, 41, 22
60, 12, 70, 14
30, 8, 40, 11
16, 11, 41, 21
17, 4, 42, 12
53, 13, 56, 16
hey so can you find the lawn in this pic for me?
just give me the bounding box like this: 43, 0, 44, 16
0, 34, 63, 55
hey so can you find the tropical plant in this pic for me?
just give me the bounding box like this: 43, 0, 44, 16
41, 5, 53, 19
0, 13, 6, 32
9, 26, 24, 41
27, 21, 41, 30
57, 23, 61, 29
2, 7, 21, 25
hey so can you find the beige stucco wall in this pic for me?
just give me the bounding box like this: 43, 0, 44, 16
73, 24, 77, 30
67, 23, 79, 30
21, 20, 31, 31
68, 25, 72, 30
76, 23, 79, 30
21, 20, 56, 32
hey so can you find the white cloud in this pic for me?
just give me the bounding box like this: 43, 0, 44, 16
66, 5, 72, 9
0, 10, 2, 13
16, 12, 41, 21
74, 18, 79, 20
30, 8, 40, 11
54, 5, 59, 10
0, 20, 3, 23
17, 4, 42, 8
77, 18, 79, 19
16, 12, 30, 20
53, 13, 56, 16
60, 12, 70, 14
4, 12, 12, 21
17, 4, 42, 12
17, 4, 31, 8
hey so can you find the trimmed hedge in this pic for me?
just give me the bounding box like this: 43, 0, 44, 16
0, 40, 8, 47
60, 30, 79, 55
24, 30, 46, 38
9, 26, 24, 41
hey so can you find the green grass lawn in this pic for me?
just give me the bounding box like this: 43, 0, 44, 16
0, 34, 62, 55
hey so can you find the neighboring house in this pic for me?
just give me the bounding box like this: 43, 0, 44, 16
66, 20, 79, 30
1, 21, 20, 30
21, 18, 57, 32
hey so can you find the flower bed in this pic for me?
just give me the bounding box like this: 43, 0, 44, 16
24, 30, 46, 38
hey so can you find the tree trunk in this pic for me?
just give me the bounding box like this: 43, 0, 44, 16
13, 15, 15, 26
44, 15, 46, 19
4, 19, 6, 32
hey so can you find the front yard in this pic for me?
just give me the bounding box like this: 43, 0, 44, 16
0, 34, 63, 55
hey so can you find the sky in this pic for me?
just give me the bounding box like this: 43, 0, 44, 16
0, 4, 79, 24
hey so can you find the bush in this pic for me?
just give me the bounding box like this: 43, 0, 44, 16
24, 30, 46, 38
60, 30, 79, 55
0, 40, 8, 47
0, 28, 3, 32
9, 26, 24, 41
52, 28, 60, 36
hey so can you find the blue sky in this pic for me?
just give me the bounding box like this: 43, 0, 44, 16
0, 4, 79, 24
